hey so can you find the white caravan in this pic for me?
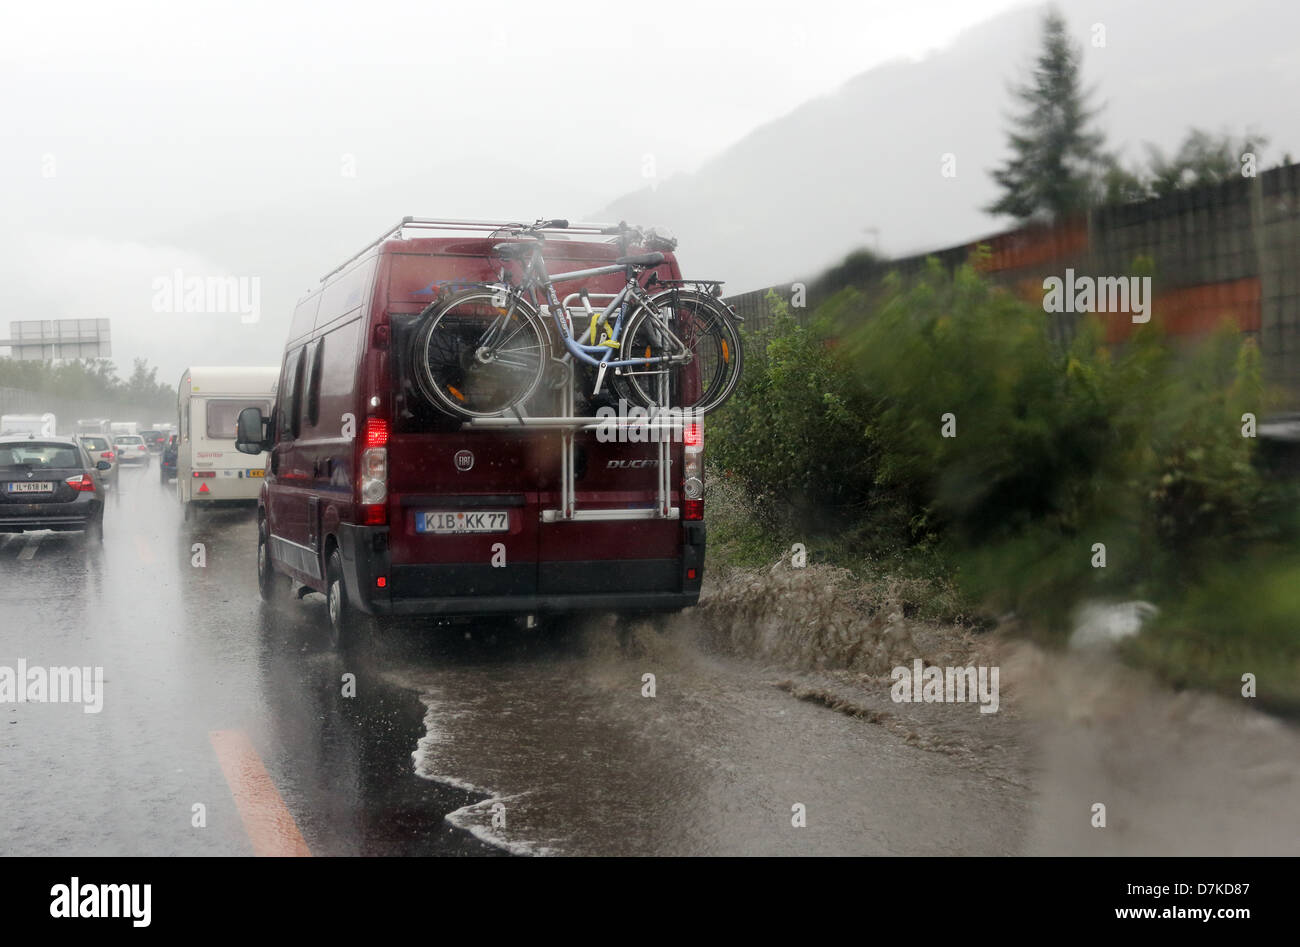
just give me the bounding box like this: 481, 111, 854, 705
176, 366, 279, 520
0, 413, 56, 437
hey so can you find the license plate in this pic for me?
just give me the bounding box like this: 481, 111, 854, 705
247, 469, 264, 478
416, 510, 509, 534
6, 481, 54, 494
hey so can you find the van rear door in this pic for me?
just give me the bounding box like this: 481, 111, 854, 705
535, 428, 685, 596
385, 430, 545, 601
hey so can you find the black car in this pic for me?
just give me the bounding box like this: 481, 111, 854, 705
0, 435, 108, 542
160, 435, 178, 483
141, 430, 166, 453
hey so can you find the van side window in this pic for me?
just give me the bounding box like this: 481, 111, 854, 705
289, 294, 321, 342
279, 347, 305, 440
316, 319, 360, 434
304, 337, 324, 429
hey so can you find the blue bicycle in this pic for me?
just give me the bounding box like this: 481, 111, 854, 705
411, 219, 743, 419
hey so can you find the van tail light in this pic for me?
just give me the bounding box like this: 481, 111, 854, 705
65, 474, 97, 492
361, 439, 388, 524
682, 419, 703, 520
364, 417, 389, 448
192, 471, 216, 478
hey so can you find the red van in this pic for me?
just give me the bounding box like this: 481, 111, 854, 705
237, 218, 706, 645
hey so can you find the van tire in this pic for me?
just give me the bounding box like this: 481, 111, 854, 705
257, 519, 280, 602
326, 547, 374, 650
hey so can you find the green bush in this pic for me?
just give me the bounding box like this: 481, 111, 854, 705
709, 291, 883, 535
843, 256, 1281, 629
711, 253, 1293, 644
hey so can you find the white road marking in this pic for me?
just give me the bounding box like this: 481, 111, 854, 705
17, 535, 41, 560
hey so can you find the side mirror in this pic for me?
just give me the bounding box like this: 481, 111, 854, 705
235, 406, 271, 455
96, 460, 111, 471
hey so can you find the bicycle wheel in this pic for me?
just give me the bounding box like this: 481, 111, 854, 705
412, 290, 548, 419
618, 290, 743, 414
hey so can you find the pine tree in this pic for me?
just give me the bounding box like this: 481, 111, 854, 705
987, 9, 1106, 222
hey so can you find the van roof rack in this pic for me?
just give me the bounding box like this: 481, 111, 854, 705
320, 216, 623, 282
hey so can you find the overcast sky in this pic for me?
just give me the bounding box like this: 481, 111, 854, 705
2, 0, 1291, 385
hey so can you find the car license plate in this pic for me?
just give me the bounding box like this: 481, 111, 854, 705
5, 481, 54, 494
416, 510, 509, 534
247, 469, 264, 477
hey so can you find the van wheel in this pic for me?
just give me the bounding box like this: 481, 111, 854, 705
257, 520, 279, 601
326, 548, 375, 650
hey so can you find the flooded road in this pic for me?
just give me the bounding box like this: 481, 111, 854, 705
0, 456, 1029, 855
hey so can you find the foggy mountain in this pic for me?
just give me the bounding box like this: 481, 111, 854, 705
598, 0, 1299, 293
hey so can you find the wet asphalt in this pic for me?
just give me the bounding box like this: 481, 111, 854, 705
0, 456, 1027, 856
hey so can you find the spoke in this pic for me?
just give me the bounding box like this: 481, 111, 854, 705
492, 356, 543, 372
492, 318, 536, 353
476, 310, 515, 349
497, 341, 545, 355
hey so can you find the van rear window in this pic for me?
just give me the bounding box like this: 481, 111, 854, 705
207, 400, 271, 439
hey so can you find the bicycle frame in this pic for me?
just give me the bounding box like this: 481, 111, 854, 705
498, 242, 689, 373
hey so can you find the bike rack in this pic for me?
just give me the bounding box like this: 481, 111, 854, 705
344, 216, 686, 523
462, 292, 684, 523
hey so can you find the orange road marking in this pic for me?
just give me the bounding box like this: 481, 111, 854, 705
209, 729, 312, 857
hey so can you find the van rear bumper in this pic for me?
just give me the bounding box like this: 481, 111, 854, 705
380, 589, 700, 617
337, 522, 703, 618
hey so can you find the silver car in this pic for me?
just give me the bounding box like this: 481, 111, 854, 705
76, 434, 119, 487
112, 434, 150, 466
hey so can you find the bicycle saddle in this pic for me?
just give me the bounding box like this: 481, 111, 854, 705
616, 251, 665, 266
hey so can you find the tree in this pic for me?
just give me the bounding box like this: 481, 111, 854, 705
1145, 128, 1268, 198
987, 9, 1106, 222
0, 356, 174, 415
1089, 128, 1271, 207
1098, 154, 1148, 206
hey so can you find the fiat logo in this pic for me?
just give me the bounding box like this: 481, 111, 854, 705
454, 449, 474, 472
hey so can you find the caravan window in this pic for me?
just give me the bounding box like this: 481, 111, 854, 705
207, 399, 271, 440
